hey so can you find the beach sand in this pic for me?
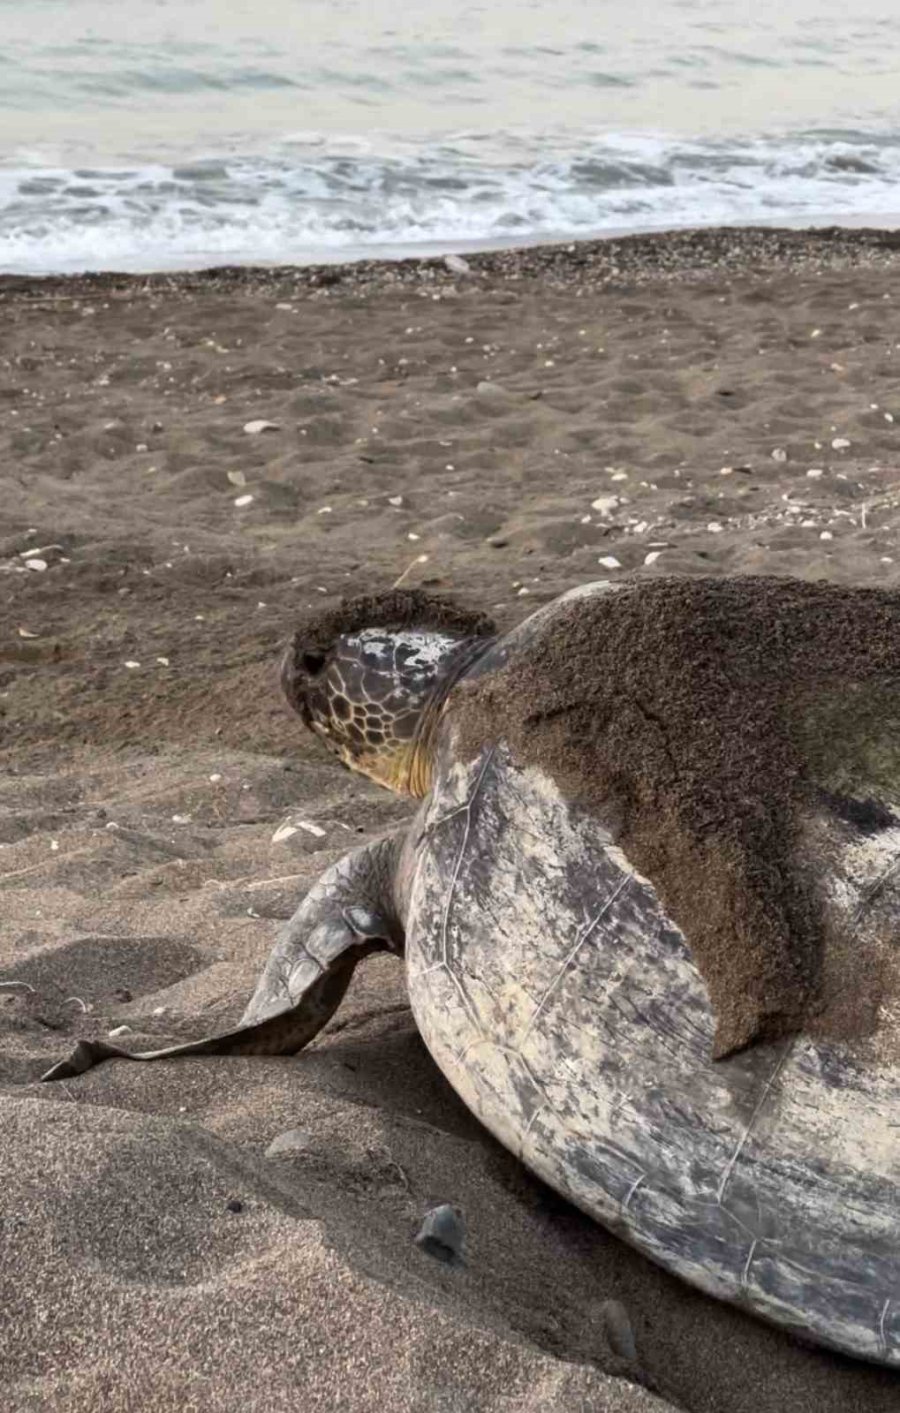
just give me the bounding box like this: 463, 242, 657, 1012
1, 226, 899, 1412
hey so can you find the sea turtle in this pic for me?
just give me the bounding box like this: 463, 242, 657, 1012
44, 578, 900, 1366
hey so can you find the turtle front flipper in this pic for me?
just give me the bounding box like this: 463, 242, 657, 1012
42, 834, 404, 1082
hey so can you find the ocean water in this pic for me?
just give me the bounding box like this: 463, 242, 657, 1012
2, 0, 899, 273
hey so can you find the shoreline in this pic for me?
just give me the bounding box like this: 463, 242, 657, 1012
3, 222, 900, 300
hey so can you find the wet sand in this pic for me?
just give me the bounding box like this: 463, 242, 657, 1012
1, 226, 899, 1412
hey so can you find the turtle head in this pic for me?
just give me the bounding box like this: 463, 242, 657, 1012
281, 591, 495, 797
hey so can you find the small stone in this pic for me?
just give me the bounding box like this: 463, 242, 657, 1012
234, 494, 254, 508
476, 380, 507, 397
771, 448, 788, 462
226, 1198, 244, 1213
243, 420, 279, 434
156, 656, 170, 666
136, 443, 149, 452
25, 558, 47, 572
598, 1299, 638, 1364
806, 468, 824, 479
643, 551, 663, 566
414, 1204, 465, 1264
706, 522, 724, 534
820, 530, 834, 541
591, 495, 619, 515
209, 773, 223, 783
831, 437, 851, 450
388, 495, 404, 506
124, 660, 141, 669
444, 253, 470, 275
227, 469, 247, 487
113, 988, 132, 1003
719, 467, 733, 476
266, 1128, 313, 1157
598, 555, 622, 569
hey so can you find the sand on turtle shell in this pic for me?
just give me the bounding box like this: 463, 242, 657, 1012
455, 574, 900, 1057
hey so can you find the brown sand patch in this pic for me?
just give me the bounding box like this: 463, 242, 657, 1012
455, 575, 900, 1056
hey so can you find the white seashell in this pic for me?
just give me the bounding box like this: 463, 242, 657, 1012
243, 420, 279, 434
234, 494, 254, 507
25, 559, 47, 572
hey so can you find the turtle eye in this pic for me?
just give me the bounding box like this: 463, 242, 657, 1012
300, 650, 326, 677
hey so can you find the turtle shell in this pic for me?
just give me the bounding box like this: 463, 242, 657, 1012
401, 728, 900, 1365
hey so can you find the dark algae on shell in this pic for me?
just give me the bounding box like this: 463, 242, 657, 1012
453, 576, 900, 1057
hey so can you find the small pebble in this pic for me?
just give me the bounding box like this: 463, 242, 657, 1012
209, 773, 223, 783
156, 656, 170, 666
124, 660, 141, 669
243, 420, 279, 435
25, 559, 48, 572
771, 448, 788, 462
591, 495, 619, 515
706, 522, 724, 534
226, 1198, 244, 1213
598, 1299, 638, 1364
226, 469, 247, 487
266, 1128, 313, 1157
444, 253, 470, 275
414, 1204, 465, 1264
598, 555, 622, 569
806, 468, 824, 479
831, 437, 851, 450
234, 494, 254, 508
820, 530, 834, 541
644, 551, 663, 566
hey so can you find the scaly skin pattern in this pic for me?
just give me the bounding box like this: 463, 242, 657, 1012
402, 734, 900, 1366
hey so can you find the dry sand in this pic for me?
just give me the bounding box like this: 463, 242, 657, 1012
1, 226, 900, 1412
